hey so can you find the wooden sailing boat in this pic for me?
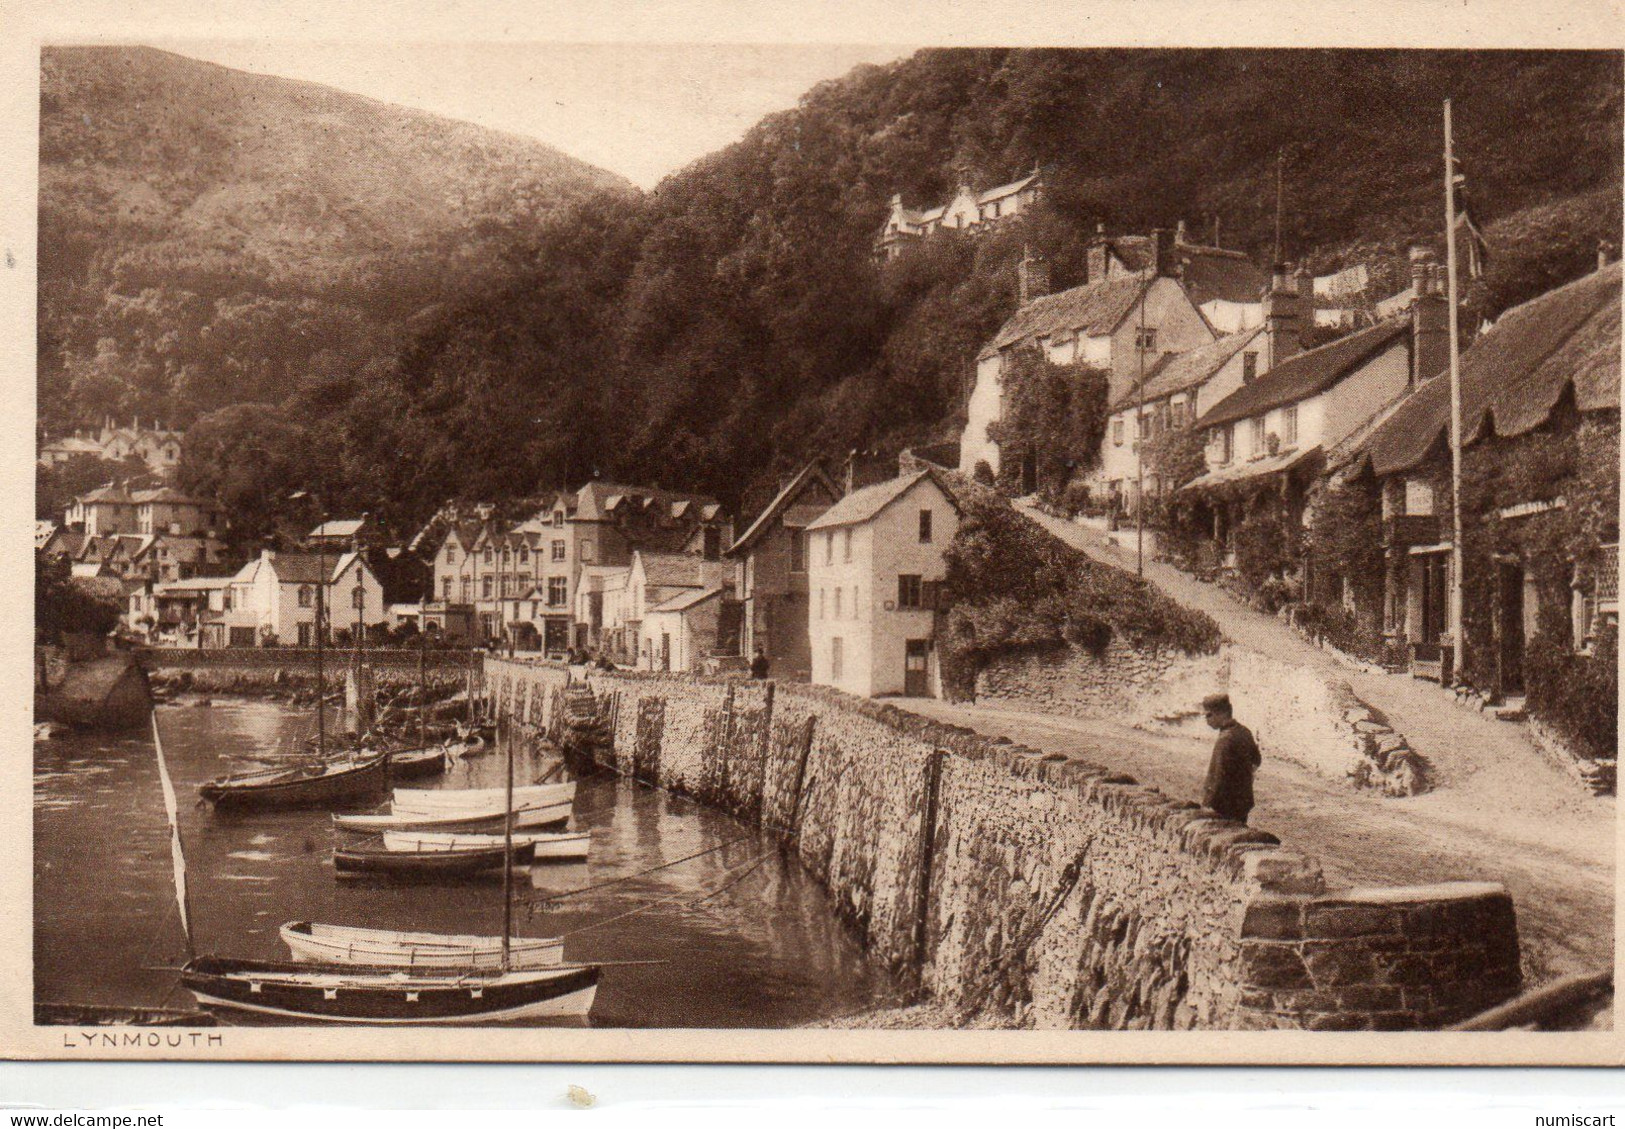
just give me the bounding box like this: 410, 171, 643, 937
331, 801, 570, 834
277, 922, 565, 970
381, 829, 590, 861
161, 705, 599, 1022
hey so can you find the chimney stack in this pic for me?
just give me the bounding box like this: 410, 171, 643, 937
1151, 227, 1178, 278
1263, 263, 1305, 368
1175, 219, 1187, 245
1086, 224, 1109, 283
1409, 248, 1449, 385
1017, 246, 1051, 305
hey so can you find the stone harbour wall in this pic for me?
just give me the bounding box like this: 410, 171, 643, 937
485, 658, 1520, 1030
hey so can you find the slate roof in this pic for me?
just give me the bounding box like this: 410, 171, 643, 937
650, 586, 724, 614
1196, 319, 1411, 432
1094, 236, 1266, 307
133, 486, 211, 506
571, 481, 720, 523
261, 551, 344, 586
805, 467, 961, 532
728, 462, 839, 556
79, 482, 136, 505
308, 518, 366, 539
985, 276, 1153, 358
635, 551, 715, 589
1111, 326, 1264, 413
1360, 262, 1621, 478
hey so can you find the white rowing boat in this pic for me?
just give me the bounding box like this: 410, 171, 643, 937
392, 781, 575, 811
332, 800, 572, 833
380, 830, 590, 861
279, 921, 565, 969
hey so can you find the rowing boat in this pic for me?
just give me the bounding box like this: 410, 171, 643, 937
386, 746, 448, 781
278, 921, 564, 969
198, 753, 388, 811
333, 839, 536, 877
392, 781, 575, 811
331, 800, 571, 833
380, 830, 590, 861
181, 956, 598, 1024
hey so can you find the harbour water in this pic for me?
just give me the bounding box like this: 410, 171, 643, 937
34, 696, 902, 1027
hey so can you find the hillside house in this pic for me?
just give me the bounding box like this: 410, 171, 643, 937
1082, 222, 1269, 333
1183, 260, 1450, 571
205, 549, 384, 648
960, 232, 1217, 484
306, 516, 372, 549
1346, 260, 1620, 701
150, 576, 232, 646
875, 169, 1042, 259
805, 468, 961, 698
65, 482, 139, 536
726, 462, 840, 681
39, 418, 184, 477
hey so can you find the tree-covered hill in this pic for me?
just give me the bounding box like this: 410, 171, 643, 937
40, 48, 1621, 540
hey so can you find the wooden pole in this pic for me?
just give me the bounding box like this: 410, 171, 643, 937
501, 709, 514, 970
1136, 274, 1148, 577
912, 748, 946, 975
1443, 100, 1466, 684
315, 519, 325, 757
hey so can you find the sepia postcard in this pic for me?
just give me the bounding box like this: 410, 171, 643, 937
4, 0, 1622, 1067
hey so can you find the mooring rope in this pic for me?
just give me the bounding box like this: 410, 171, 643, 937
550, 849, 770, 938
517, 832, 757, 910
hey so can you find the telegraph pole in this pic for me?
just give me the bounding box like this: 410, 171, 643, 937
1443, 101, 1467, 683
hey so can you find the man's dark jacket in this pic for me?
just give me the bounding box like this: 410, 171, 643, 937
1203, 720, 1261, 821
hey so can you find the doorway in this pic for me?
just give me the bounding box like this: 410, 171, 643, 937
904, 639, 930, 697
1497, 559, 1526, 696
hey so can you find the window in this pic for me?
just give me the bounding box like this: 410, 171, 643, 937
352, 585, 364, 609
553, 511, 564, 527
818, 589, 825, 620
483, 547, 493, 564
502, 547, 511, 564
222, 590, 233, 611
898, 574, 923, 609
446, 545, 456, 564
297, 622, 311, 646
580, 540, 594, 563
1249, 418, 1266, 455
297, 585, 313, 608
1242, 352, 1258, 383
519, 546, 529, 564
442, 578, 452, 599
1136, 326, 1157, 352
1219, 425, 1234, 464
551, 540, 566, 562
1137, 412, 1150, 440
833, 588, 843, 618
1112, 419, 1125, 447
830, 637, 844, 681
532, 600, 540, 618
825, 532, 834, 565
1404, 478, 1435, 517
843, 529, 853, 562
852, 586, 860, 617
789, 530, 806, 573
482, 577, 492, 598
919, 510, 933, 544
461, 578, 472, 601
548, 577, 567, 607
1282, 405, 1299, 447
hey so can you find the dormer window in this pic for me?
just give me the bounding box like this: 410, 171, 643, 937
553, 511, 564, 528
1135, 327, 1157, 352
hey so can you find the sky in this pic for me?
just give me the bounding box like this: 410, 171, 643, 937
156, 42, 917, 189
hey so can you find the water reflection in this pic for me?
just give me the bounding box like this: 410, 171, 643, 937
35, 697, 900, 1027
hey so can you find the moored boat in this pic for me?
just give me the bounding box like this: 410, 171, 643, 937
198, 753, 388, 811
386, 746, 448, 780
180, 956, 599, 1024
332, 800, 571, 834
278, 921, 564, 969
333, 839, 536, 877
381, 830, 590, 861
392, 780, 575, 811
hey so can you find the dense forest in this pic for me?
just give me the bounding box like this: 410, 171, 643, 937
40, 47, 1623, 539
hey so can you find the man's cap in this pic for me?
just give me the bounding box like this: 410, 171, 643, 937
1201, 693, 1232, 713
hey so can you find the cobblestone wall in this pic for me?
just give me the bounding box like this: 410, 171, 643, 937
487, 658, 1521, 1030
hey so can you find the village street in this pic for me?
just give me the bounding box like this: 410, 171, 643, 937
896, 502, 1616, 983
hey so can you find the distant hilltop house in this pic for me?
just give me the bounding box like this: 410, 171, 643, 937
875, 168, 1044, 260
38, 417, 184, 478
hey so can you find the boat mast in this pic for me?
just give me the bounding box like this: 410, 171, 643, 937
151, 713, 195, 959
315, 518, 326, 757
418, 579, 429, 751
501, 702, 514, 970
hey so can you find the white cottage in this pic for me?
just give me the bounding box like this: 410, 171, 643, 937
804, 469, 961, 698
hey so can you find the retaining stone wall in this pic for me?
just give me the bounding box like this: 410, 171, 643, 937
136, 647, 478, 671
486, 658, 1521, 1030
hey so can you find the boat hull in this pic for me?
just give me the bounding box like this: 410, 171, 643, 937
386, 748, 448, 781
392, 781, 575, 810
333, 841, 536, 877
180, 957, 598, 1024
381, 831, 590, 860
332, 802, 571, 834
279, 922, 564, 969
200, 755, 388, 811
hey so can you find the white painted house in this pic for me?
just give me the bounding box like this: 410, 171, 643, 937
959, 239, 1216, 484
208, 549, 385, 648
805, 469, 961, 698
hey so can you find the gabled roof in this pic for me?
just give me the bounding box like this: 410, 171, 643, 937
1111, 326, 1264, 413
1178, 246, 1268, 307
308, 518, 366, 539
1196, 319, 1411, 432
79, 482, 136, 505
804, 467, 961, 533
260, 551, 347, 586
986, 275, 1154, 358
571, 481, 720, 523
41, 528, 85, 557
133, 486, 210, 506
977, 172, 1040, 204
1360, 262, 1621, 478
728, 462, 840, 556
650, 586, 724, 614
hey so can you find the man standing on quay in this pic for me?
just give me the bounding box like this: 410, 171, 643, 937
1201, 693, 1261, 824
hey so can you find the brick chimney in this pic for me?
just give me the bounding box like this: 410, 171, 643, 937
1017, 246, 1051, 305
1263, 263, 1305, 368
1410, 249, 1449, 385
1151, 227, 1179, 277
1086, 223, 1109, 283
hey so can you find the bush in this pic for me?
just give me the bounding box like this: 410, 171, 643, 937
1233, 506, 1300, 591
1525, 625, 1617, 761
1290, 600, 1393, 665
939, 480, 1222, 699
